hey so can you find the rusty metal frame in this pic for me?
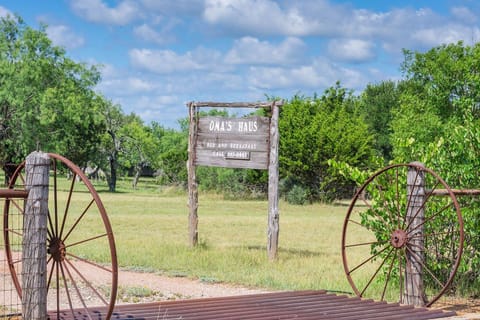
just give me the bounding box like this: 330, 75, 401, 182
0, 189, 28, 199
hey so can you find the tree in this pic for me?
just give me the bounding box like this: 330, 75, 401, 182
391, 41, 480, 295
0, 15, 105, 180
359, 80, 400, 161
120, 115, 159, 189
152, 122, 188, 187
401, 42, 480, 121
98, 101, 126, 192
279, 84, 374, 201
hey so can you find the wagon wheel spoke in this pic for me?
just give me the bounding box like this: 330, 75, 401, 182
62, 259, 93, 317
348, 245, 390, 275
380, 251, 396, 301
59, 261, 76, 318
403, 180, 440, 231
406, 201, 454, 237
55, 261, 61, 319
47, 257, 55, 291
62, 198, 95, 242
66, 250, 113, 273
342, 163, 464, 306
59, 172, 76, 240
65, 257, 109, 306
3, 153, 118, 320
405, 245, 444, 288
371, 175, 398, 230
344, 240, 387, 248
359, 248, 395, 297
53, 159, 59, 237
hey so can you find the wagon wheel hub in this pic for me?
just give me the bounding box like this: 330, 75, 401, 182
390, 229, 407, 248
48, 237, 66, 262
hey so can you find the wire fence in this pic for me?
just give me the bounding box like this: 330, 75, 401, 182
1, 195, 23, 319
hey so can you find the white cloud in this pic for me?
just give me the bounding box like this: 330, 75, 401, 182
127, 77, 155, 92
119, 94, 187, 127
129, 47, 228, 74
129, 49, 200, 73
70, 0, 140, 25
98, 63, 117, 79
78, 0, 480, 129
327, 39, 375, 63
203, 1, 480, 56
140, 0, 204, 15
46, 25, 85, 49
412, 24, 480, 47
133, 24, 173, 45
203, 0, 322, 36
451, 6, 477, 24
248, 58, 366, 91
99, 76, 156, 95
225, 37, 306, 65
0, 6, 12, 17
202, 0, 432, 41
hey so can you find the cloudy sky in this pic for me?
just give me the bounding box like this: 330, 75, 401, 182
1, 0, 479, 128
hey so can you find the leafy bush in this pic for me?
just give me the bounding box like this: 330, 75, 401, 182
286, 185, 308, 205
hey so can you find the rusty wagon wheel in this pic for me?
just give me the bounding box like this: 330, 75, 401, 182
342, 163, 464, 307
3, 153, 118, 319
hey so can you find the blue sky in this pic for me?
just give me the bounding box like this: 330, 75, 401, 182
1, 0, 479, 128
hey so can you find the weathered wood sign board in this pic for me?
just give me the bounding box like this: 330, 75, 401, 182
195, 116, 270, 169
187, 100, 282, 260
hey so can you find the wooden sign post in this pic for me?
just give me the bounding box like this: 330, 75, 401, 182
187, 101, 282, 260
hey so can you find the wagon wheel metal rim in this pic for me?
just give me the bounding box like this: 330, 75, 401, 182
3, 153, 118, 319
341, 163, 464, 306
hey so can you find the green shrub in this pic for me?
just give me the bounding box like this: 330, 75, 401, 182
286, 185, 308, 205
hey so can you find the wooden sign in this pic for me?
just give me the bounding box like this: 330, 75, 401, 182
194, 116, 270, 169
187, 100, 282, 260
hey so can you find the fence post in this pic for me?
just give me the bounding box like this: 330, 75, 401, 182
22, 151, 49, 320
267, 101, 280, 260
187, 102, 199, 247
404, 162, 427, 306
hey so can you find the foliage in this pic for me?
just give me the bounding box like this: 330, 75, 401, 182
0, 15, 105, 174
391, 42, 480, 297
152, 123, 189, 187
285, 185, 308, 205
279, 84, 375, 201
119, 114, 159, 189
411, 118, 480, 295
401, 42, 480, 121
358, 80, 400, 162
197, 167, 267, 199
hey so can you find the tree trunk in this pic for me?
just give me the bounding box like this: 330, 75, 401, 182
2, 161, 18, 185
132, 165, 142, 189
108, 153, 117, 192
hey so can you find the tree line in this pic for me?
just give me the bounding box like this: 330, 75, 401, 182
2, 15, 480, 201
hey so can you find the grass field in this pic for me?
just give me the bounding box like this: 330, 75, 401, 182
75, 176, 355, 294
0, 173, 394, 299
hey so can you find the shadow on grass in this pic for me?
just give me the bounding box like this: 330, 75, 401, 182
245, 245, 323, 258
